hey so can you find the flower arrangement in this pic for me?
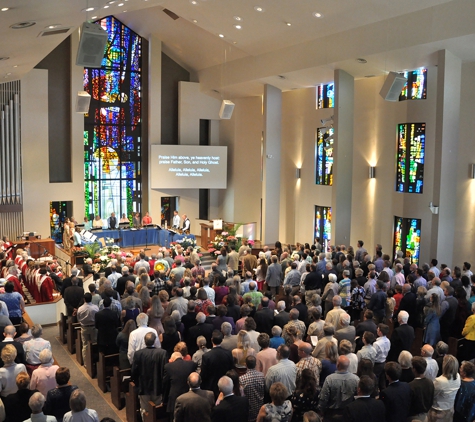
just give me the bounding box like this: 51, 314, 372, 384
207, 223, 252, 257
170, 236, 201, 257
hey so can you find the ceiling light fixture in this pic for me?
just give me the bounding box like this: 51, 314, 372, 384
103, 5, 109, 8
192, 19, 198, 23
91, 16, 98, 19
356, 58, 367, 64
10, 21, 36, 29
107, 1, 116, 4
286, 22, 292, 26
234, 16, 242, 21
13, 65, 18, 68
118, 3, 124, 6
46, 24, 62, 29
254, 6, 264, 12
313, 12, 323, 18
190, 0, 198, 4
218, 34, 224, 38
1, 7, 9, 12
82, 7, 96, 12
234, 24, 242, 29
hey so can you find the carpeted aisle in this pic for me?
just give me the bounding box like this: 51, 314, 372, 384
42, 325, 126, 422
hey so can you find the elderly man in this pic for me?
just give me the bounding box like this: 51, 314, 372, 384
25, 392, 57, 422
24, 324, 52, 367
387, 310, 415, 362
116, 266, 135, 296
282, 308, 306, 343
242, 282, 263, 308
132, 332, 168, 416
169, 288, 189, 318
325, 296, 347, 331
0, 325, 25, 366
240, 272, 254, 295
425, 277, 445, 301
265, 345, 297, 394
265, 255, 282, 296
421, 344, 439, 381
212, 376, 249, 422
296, 342, 322, 386
312, 323, 337, 360
76, 293, 99, 367
220, 322, 238, 351
318, 355, 359, 419
242, 250, 258, 278
283, 262, 301, 295
274, 300, 290, 328
334, 313, 356, 347
62, 390, 98, 422
127, 313, 160, 364
174, 372, 215, 422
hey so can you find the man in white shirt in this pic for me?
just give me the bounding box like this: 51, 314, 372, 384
172, 211, 180, 229
430, 259, 440, 278
127, 313, 160, 364
202, 278, 215, 305
421, 344, 439, 381
373, 323, 391, 390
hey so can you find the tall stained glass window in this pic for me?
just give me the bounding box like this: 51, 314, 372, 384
396, 123, 425, 193
393, 216, 421, 265
315, 127, 334, 185
400, 69, 427, 100
83, 16, 142, 221
317, 83, 334, 109
315, 205, 332, 249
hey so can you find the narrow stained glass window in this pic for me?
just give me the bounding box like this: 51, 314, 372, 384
393, 216, 421, 265
315, 127, 334, 185
396, 123, 425, 193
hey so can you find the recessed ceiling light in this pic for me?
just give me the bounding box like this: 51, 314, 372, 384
192, 19, 198, 23
118, 3, 124, 6
13, 65, 18, 68
1, 7, 9, 12
91, 16, 97, 19
10, 21, 36, 29
286, 22, 291, 26
356, 58, 367, 64
234, 24, 242, 29
254, 6, 264, 12
218, 34, 224, 38
107, 1, 116, 4
103, 5, 109, 8
190, 0, 198, 4
45, 24, 61, 29
313, 12, 323, 18
82, 7, 96, 12
234, 16, 242, 21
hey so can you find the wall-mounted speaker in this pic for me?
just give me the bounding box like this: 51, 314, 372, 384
76, 91, 91, 113
76, 22, 108, 68
219, 100, 235, 119
379, 71, 407, 102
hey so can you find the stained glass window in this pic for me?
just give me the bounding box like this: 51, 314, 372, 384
396, 123, 425, 193
315, 127, 334, 185
400, 68, 427, 100
317, 83, 334, 109
83, 16, 142, 222
393, 216, 421, 265
315, 205, 332, 250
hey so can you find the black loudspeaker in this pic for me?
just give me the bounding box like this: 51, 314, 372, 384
76, 22, 108, 68
219, 100, 235, 119
379, 71, 408, 102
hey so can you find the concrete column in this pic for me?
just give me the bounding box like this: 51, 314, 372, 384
331, 69, 354, 245
430, 50, 462, 265
262, 84, 282, 244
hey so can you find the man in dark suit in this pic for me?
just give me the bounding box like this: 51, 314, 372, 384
386, 310, 415, 362
181, 301, 197, 339
131, 332, 168, 416
253, 297, 274, 335
379, 362, 411, 422
63, 276, 84, 316
115, 266, 136, 297
60, 268, 83, 296
344, 375, 386, 422
440, 285, 458, 342
201, 331, 234, 398
274, 301, 290, 328
397, 284, 417, 326
94, 297, 120, 355
355, 309, 378, 352
163, 352, 198, 417
187, 312, 214, 355
174, 372, 214, 422
0, 325, 25, 367
292, 295, 308, 324
212, 375, 249, 422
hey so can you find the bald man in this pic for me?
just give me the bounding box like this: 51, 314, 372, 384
421, 344, 439, 381
318, 355, 359, 419
174, 372, 214, 422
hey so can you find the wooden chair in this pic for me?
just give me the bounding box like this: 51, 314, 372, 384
58, 313, 68, 344
85, 343, 98, 378
110, 367, 131, 410
125, 382, 140, 422
144, 403, 168, 422
97, 352, 120, 393
66, 321, 80, 354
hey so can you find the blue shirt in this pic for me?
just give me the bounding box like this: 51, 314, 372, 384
269, 336, 285, 349
0, 292, 23, 318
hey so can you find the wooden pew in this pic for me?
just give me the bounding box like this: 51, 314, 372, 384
110, 367, 131, 410
75, 331, 83, 366
66, 320, 80, 354
448, 337, 459, 357
58, 313, 68, 344
412, 327, 424, 357
386, 318, 394, 338
85, 343, 98, 378
144, 403, 167, 422
126, 382, 140, 422
97, 352, 120, 393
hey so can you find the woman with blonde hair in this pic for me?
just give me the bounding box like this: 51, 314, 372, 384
0, 344, 27, 396
319, 341, 338, 387
286, 325, 304, 364
147, 295, 164, 336
232, 330, 256, 369
428, 354, 461, 422
158, 290, 170, 314
192, 336, 209, 373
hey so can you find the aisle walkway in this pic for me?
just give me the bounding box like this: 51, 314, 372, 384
42, 325, 126, 422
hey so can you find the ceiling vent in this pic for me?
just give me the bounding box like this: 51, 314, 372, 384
38, 27, 72, 37
163, 9, 180, 20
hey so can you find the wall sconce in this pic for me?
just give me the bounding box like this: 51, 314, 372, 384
470, 164, 475, 179
296, 168, 301, 179
369, 166, 376, 179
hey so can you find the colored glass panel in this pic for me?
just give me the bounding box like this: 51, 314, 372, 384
316, 127, 334, 185
317, 83, 334, 109
396, 123, 425, 194
315, 205, 332, 248
400, 68, 427, 101
83, 16, 142, 221
393, 216, 421, 265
